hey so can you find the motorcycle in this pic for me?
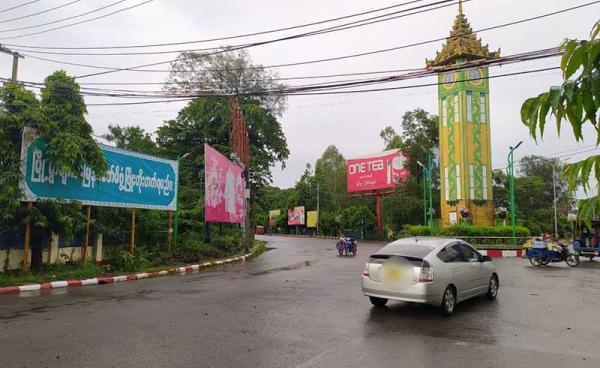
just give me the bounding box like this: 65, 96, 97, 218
525, 240, 579, 267
336, 237, 357, 256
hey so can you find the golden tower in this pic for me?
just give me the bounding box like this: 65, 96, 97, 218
427, 1, 500, 227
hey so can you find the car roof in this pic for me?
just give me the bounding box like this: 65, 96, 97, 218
376, 237, 455, 258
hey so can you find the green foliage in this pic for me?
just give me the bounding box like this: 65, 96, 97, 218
402, 225, 432, 236
104, 249, 149, 273
173, 235, 242, 263
340, 205, 376, 234
437, 225, 530, 238
165, 48, 287, 115
40, 71, 107, 176
521, 21, 600, 225
0, 262, 102, 287
103, 125, 159, 154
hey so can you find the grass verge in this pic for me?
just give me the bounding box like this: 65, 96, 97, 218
0, 240, 268, 287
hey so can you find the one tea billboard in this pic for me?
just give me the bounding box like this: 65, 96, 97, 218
346, 150, 409, 193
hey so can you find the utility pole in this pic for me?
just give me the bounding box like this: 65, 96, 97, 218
417, 161, 428, 227
316, 182, 320, 235
228, 95, 251, 252
507, 141, 523, 245
552, 164, 559, 239
427, 151, 433, 231
0, 45, 24, 81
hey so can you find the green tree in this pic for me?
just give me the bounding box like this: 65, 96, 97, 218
156, 97, 288, 240
493, 156, 573, 236
0, 71, 107, 269
379, 109, 440, 231
165, 48, 287, 115
521, 21, 600, 224
103, 125, 158, 154
314, 145, 348, 212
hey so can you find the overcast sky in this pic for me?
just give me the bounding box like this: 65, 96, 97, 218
1, 0, 599, 192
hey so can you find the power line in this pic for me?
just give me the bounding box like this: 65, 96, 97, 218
0, 0, 129, 33
0, 0, 40, 14
0, 0, 82, 25
4, 0, 429, 50
7, 48, 561, 100
0, 0, 155, 40
76, 66, 562, 106
14, 0, 461, 73
493, 148, 600, 171
73, 0, 599, 79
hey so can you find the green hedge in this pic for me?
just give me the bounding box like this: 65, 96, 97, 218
402, 225, 432, 236
403, 224, 530, 237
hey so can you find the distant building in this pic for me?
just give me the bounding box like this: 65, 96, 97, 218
427, 1, 499, 227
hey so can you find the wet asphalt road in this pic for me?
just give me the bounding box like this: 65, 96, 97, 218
1, 235, 600, 368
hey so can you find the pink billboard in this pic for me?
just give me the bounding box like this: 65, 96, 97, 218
347, 150, 410, 193
204, 144, 245, 224
288, 206, 305, 226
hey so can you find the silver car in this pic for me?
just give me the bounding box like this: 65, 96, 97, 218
361, 237, 498, 315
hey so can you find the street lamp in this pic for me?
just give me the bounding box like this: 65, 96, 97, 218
173, 151, 192, 252
507, 141, 523, 245
417, 160, 428, 227
418, 147, 435, 232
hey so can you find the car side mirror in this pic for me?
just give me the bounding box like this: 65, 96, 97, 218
482, 255, 492, 262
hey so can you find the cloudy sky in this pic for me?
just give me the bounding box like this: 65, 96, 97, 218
1, 0, 598, 191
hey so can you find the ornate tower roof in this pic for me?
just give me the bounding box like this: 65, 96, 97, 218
427, 1, 500, 67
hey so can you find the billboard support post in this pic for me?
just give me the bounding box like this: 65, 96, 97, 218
23, 202, 32, 272
82, 205, 91, 263
167, 210, 173, 258
316, 182, 320, 235
376, 195, 383, 238
130, 208, 136, 256
205, 222, 211, 244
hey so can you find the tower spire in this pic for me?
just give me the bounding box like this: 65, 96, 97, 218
458, 0, 463, 15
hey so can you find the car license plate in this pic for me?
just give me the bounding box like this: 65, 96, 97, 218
383, 266, 403, 281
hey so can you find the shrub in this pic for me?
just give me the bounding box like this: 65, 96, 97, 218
173, 235, 242, 264
437, 224, 530, 237
105, 249, 149, 272
402, 225, 432, 236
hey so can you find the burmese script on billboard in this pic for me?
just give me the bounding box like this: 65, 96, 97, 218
20, 128, 178, 210
347, 150, 410, 193
288, 206, 305, 226
204, 144, 245, 224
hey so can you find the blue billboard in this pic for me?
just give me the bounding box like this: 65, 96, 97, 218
20, 128, 178, 211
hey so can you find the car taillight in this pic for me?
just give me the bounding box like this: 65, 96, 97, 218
362, 263, 370, 276
419, 260, 434, 283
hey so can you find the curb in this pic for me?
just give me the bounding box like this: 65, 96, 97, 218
0, 253, 252, 296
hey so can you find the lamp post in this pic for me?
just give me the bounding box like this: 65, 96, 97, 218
417, 161, 428, 227
173, 152, 191, 250
507, 141, 523, 245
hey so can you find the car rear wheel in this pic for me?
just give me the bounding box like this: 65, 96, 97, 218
369, 297, 388, 307
486, 274, 499, 300
441, 286, 456, 316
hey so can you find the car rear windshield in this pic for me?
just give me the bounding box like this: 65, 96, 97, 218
375, 242, 435, 259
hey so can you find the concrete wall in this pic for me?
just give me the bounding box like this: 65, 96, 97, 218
0, 234, 104, 271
